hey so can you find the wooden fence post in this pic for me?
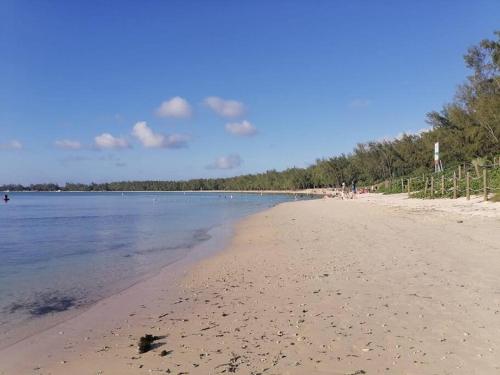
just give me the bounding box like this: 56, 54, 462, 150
401, 178, 404, 193
407, 178, 411, 197
453, 172, 457, 199
424, 177, 428, 197
441, 175, 445, 195
466, 172, 470, 200
483, 168, 488, 201
431, 176, 434, 198
458, 165, 462, 180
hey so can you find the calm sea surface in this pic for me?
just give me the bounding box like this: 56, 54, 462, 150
0, 192, 302, 340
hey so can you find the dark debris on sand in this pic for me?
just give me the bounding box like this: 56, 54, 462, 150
138, 334, 164, 354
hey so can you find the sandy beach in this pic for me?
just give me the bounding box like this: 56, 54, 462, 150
1, 195, 500, 374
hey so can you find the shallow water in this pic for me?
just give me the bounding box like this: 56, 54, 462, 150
0, 192, 300, 338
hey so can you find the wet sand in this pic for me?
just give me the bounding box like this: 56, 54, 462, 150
1, 197, 500, 374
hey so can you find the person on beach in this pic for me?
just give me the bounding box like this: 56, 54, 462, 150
351, 179, 357, 198
341, 182, 346, 199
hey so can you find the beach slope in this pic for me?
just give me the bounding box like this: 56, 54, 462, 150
1, 198, 500, 374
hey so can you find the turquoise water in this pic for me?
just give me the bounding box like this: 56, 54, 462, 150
0, 192, 301, 337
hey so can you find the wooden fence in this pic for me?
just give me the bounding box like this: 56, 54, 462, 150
384, 156, 500, 201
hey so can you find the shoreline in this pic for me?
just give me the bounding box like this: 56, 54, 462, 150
1, 197, 499, 374
0, 221, 235, 351
0, 192, 304, 351
4, 189, 324, 195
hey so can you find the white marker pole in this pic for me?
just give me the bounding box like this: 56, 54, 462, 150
434, 142, 440, 173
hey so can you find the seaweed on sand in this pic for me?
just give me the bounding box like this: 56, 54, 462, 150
138, 334, 163, 353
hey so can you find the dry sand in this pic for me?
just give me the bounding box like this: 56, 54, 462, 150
1, 197, 500, 374
357, 192, 500, 218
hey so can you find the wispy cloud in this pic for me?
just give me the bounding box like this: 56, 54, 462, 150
60, 155, 90, 165
54, 139, 82, 150
207, 154, 242, 169
132, 121, 189, 149
94, 133, 130, 150
156, 97, 192, 118
349, 98, 372, 109
99, 154, 127, 167
204, 96, 245, 118
0, 140, 22, 150
225, 120, 257, 136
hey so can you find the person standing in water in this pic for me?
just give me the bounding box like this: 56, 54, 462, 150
3, 194, 10, 203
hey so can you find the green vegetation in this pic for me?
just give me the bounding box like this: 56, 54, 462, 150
378, 163, 500, 199
2, 32, 499, 193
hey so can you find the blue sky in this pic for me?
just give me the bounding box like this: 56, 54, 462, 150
1, 0, 499, 184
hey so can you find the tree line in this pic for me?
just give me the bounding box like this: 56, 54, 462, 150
2, 32, 499, 192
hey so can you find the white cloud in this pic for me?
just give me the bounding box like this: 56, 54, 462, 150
394, 127, 431, 140
207, 154, 242, 170
225, 120, 257, 136
132, 121, 189, 149
377, 127, 431, 143
0, 140, 22, 150
54, 139, 82, 150
349, 98, 372, 109
156, 97, 192, 118
94, 133, 130, 150
204, 96, 245, 118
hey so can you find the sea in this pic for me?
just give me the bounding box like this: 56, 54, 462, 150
0, 191, 304, 346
